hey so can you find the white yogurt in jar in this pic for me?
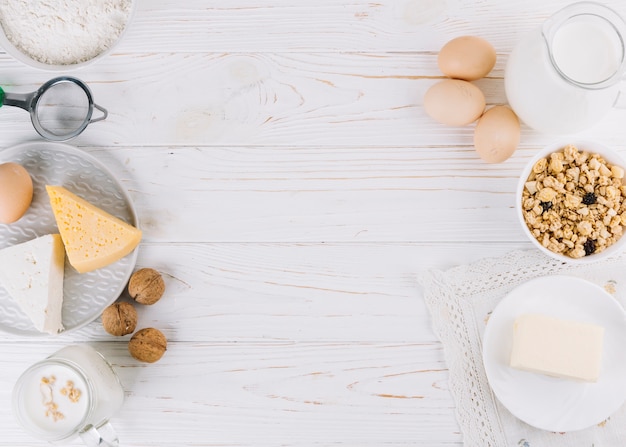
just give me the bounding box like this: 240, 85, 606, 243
13, 345, 124, 443
17, 363, 90, 438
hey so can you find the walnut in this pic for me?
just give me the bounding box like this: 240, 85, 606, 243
102, 302, 137, 336
128, 328, 167, 363
128, 268, 165, 305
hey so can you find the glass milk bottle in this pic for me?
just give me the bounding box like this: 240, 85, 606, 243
12, 344, 125, 446
505, 1, 626, 134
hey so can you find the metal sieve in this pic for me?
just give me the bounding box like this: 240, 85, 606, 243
0, 76, 107, 141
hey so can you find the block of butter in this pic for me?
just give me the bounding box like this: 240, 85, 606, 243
510, 313, 604, 382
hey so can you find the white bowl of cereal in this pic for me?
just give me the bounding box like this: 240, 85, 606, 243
0, 0, 134, 71
517, 140, 626, 263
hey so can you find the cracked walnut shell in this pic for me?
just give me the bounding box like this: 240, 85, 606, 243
128, 328, 167, 363
128, 268, 165, 305
102, 302, 137, 336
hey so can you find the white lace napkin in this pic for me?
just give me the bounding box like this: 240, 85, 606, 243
418, 249, 626, 447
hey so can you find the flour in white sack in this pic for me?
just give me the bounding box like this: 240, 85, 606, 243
0, 0, 132, 65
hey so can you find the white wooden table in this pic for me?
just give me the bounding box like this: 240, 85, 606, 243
1, 1, 626, 445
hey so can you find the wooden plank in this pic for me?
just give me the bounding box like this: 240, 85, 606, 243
0, 52, 499, 147
118, 0, 625, 53
0, 242, 528, 344
0, 52, 623, 147
0, 341, 462, 446
7, 141, 623, 244
31, 143, 621, 244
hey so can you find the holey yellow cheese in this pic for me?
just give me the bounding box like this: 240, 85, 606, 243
46, 185, 141, 273
510, 313, 604, 382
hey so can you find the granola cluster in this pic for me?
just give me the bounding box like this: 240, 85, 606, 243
60, 380, 81, 404
40, 375, 82, 422
40, 375, 64, 422
521, 144, 626, 259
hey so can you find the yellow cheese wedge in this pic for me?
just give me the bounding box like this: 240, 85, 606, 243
46, 185, 141, 273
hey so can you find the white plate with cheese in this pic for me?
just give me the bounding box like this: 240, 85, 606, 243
0, 142, 139, 336
482, 275, 626, 432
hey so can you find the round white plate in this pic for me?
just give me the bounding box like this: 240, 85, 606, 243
482, 275, 626, 432
0, 142, 138, 336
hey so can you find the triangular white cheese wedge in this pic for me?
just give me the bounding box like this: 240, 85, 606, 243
0, 234, 65, 334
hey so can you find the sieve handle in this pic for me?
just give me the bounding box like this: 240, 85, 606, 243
90, 103, 108, 123
2, 90, 37, 112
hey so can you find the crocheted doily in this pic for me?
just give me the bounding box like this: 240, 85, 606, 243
419, 249, 626, 447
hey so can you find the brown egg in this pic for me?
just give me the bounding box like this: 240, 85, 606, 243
474, 106, 520, 163
438, 36, 496, 81
0, 162, 33, 224
424, 79, 485, 126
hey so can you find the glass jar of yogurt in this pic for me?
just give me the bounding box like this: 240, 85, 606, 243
12, 344, 124, 446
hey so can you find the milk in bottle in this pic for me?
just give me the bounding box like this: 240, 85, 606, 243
505, 2, 626, 134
